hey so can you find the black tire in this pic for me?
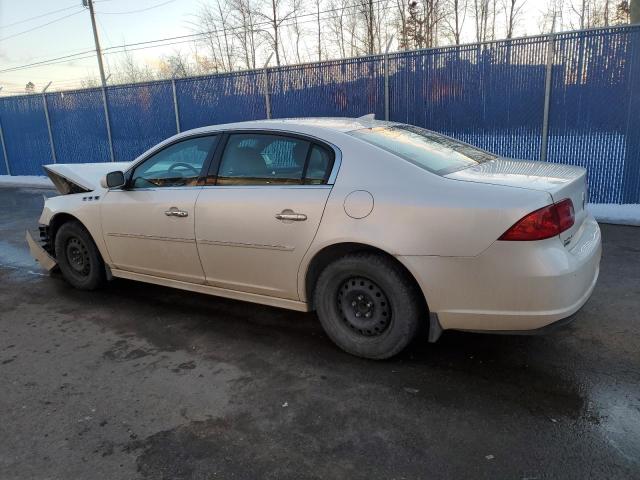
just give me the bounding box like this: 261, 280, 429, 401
54, 220, 105, 290
314, 253, 423, 359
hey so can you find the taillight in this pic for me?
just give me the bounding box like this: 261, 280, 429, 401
499, 199, 575, 241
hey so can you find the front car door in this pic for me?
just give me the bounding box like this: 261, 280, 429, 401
195, 131, 337, 300
101, 135, 219, 283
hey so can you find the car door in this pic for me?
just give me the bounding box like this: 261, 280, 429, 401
195, 131, 336, 300
101, 135, 219, 283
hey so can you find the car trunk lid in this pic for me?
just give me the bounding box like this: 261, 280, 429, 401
445, 158, 588, 246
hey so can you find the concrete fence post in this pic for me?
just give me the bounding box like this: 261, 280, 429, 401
101, 86, 115, 162
41, 82, 57, 164
540, 33, 556, 162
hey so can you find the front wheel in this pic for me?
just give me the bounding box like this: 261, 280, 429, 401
54, 221, 105, 290
314, 253, 423, 359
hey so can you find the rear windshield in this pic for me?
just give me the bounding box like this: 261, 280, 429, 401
349, 125, 497, 175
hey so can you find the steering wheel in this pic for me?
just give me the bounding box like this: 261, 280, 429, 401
168, 162, 199, 177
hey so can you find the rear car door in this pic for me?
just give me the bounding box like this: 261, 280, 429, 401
101, 135, 219, 283
195, 131, 336, 300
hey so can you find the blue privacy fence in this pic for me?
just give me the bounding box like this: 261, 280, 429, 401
1, 25, 639, 203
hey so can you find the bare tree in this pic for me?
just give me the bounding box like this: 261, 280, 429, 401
253, 0, 297, 66
473, 0, 499, 42
289, 0, 307, 63
327, 0, 350, 57
193, 1, 237, 72
157, 51, 194, 78
399, 0, 443, 49
613, 0, 630, 23
316, 0, 323, 61
80, 76, 100, 88
395, 0, 410, 48
374, 0, 394, 52
230, 0, 260, 69
113, 50, 155, 83
502, 0, 527, 38
538, 0, 565, 32
353, 0, 377, 54
568, 0, 606, 28
473, 0, 489, 41
442, 0, 468, 44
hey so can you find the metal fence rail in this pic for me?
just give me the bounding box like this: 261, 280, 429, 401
0, 25, 639, 203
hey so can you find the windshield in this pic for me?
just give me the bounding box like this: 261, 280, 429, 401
349, 124, 497, 175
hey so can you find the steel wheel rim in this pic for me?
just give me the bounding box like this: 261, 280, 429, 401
336, 276, 391, 337
66, 237, 91, 276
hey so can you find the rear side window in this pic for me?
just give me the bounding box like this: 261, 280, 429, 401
349, 124, 497, 175
217, 134, 309, 185
305, 145, 333, 184
216, 133, 334, 185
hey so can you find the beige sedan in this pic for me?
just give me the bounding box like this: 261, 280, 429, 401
28, 117, 601, 359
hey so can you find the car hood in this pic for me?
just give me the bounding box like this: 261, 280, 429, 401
44, 162, 131, 194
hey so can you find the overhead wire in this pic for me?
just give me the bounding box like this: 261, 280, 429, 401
0, 3, 81, 29
0, 0, 394, 77
0, 9, 85, 43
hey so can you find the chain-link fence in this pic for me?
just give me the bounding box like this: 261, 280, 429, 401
1, 25, 639, 203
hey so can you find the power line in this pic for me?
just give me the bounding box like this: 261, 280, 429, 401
0, 0, 392, 74
99, 0, 391, 51
0, 50, 98, 74
0, 4, 80, 29
0, 9, 85, 43
95, 0, 179, 15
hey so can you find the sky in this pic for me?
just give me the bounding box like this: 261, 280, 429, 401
0, 0, 555, 96
0, 0, 203, 94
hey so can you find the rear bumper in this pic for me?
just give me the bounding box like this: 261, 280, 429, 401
400, 215, 602, 332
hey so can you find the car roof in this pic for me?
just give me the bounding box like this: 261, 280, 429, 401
181, 116, 398, 137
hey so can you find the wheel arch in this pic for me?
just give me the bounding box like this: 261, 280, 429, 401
48, 212, 108, 264
48, 212, 85, 247
303, 242, 430, 313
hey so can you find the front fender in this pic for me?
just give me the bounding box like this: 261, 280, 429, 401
39, 194, 113, 266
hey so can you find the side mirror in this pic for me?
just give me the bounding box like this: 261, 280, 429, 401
100, 171, 126, 189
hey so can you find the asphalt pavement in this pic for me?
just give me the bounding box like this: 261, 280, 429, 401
0, 186, 639, 479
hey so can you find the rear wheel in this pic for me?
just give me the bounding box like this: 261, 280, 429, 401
54, 221, 105, 290
314, 253, 423, 359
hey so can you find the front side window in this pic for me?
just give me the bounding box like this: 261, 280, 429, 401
131, 136, 217, 188
349, 124, 497, 175
217, 134, 311, 185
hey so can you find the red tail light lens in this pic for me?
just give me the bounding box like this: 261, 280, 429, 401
555, 198, 575, 232
499, 199, 575, 241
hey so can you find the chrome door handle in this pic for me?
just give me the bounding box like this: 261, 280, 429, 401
275, 210, 307, 221
165, 207, 188, 217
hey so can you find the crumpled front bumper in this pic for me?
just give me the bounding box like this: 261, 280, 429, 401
26, 230, 57, 271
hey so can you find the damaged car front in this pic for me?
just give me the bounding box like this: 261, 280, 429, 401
26, 162, 130, 272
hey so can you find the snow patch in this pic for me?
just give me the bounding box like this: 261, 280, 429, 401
0, 175, 53, 188
588, 204, 640, 227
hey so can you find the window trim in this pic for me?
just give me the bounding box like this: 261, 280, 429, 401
206, 130, 337, 187
124, 133, 220, 190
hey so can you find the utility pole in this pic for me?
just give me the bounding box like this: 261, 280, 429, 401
632, 0, 639, 24
84, 0, 107, 87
